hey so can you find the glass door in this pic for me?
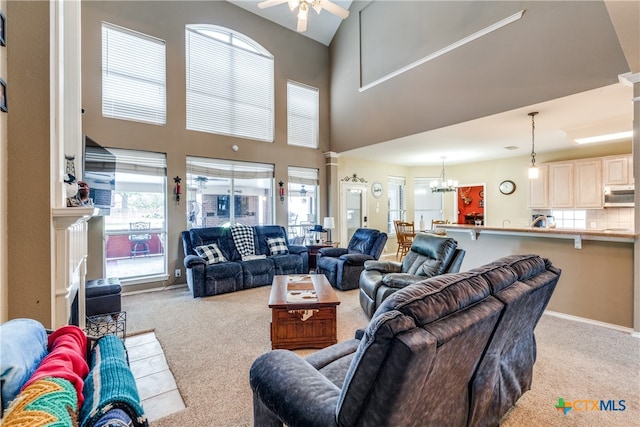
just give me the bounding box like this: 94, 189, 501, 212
103, 149, 167, 283
340, 182, 368, 244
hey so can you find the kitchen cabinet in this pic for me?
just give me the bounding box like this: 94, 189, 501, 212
549, 162, 574, 208
527, 164, 549, 208
574, 159, 602, 208
603, 155, 633, 185
529, 154, 629, 211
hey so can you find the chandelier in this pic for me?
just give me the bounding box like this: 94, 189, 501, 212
528, 112, 539, 179
430, 157, 458, 193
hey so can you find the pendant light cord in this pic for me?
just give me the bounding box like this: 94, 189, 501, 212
529, 112, 538, 167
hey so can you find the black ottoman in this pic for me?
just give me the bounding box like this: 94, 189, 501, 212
85, 278, 122, 317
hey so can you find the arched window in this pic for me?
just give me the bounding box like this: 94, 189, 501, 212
185, 25, 274, 142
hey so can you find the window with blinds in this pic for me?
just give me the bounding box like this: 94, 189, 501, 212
287, 167, 319, 237
102, 23, 166, 125
186, 157, 274, 228
387, 176, 406, 234
287, 81, 319, 148
185, 25, 274, 142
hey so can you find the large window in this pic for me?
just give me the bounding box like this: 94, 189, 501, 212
287, 167, 319, 244
387, 176, 406, 234
287, 81, 319, 149
186, 157, 274, 228
103, 149, 167, 283
414, 177, 443, 230
102, 23, 166, 125
185, 25, 274, 141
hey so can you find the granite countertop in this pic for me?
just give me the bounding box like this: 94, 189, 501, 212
436, 223, 636, 239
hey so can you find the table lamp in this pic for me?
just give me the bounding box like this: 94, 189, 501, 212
323, 217, 335, 243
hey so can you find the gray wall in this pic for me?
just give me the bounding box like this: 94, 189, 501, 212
329, 1, 629, 152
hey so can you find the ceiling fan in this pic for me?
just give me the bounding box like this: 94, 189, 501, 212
257, 0, 350, 33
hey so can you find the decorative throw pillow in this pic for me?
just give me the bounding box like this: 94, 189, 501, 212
267, 237, 289, 255
194, 244, 227, 265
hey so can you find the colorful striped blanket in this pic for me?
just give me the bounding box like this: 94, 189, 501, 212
80, 335, 147, 427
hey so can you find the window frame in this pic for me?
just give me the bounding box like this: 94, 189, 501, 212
287, 80, 319, 149
185, 24, 275, 142
101, 22, 166, 125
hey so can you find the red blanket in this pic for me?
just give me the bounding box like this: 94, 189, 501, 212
21, 325, 89, 409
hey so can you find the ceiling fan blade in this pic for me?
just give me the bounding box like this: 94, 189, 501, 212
320, 0, 349, 19
297, 17, 308, 32
257, 0, 289, 9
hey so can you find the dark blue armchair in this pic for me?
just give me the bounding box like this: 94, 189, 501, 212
316, 228, 387, 290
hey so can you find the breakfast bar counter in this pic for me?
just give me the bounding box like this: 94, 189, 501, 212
436, 223, 636, 245
433, 224, 636, 330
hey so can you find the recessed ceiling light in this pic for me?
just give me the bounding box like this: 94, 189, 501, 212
575, 131, 632, 144
504, 146, 519, 150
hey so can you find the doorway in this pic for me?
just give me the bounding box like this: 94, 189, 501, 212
340, 182, 368, 244
457, 184, 486, 225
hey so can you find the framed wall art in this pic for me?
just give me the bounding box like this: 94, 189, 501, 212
0, 78, 7, 113
0, 11, 5, 46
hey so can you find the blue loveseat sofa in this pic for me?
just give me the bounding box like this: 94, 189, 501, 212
181, 225, 309, 298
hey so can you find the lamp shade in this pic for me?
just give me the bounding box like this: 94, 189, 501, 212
323, 217, 335, 229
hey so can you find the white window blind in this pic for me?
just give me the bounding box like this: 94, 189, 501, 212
288, 166, 319, 185
108, 148, 167, 176
186, 157, 274, 179
287, 81, 319, 148
102, 23, 166, 125
185, 25, 274, 142
388, 176, 406, 233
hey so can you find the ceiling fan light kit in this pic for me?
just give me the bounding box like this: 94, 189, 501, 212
258, 0, 349, 33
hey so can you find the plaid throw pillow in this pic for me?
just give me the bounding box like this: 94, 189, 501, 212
267, 237, 289, 255
194, 244, 227, 265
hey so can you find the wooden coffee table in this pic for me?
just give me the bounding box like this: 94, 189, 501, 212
269, 274, 340, 350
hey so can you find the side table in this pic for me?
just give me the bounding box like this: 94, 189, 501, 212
306, 242, 338, 273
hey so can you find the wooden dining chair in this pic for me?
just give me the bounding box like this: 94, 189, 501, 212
395, 221, 415, 260
431, 219, 450, 230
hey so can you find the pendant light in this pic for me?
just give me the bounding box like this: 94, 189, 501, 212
528, 112, 539, 179
430, 157, 458, 193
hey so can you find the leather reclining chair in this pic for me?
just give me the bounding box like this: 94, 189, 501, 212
359, 232, 465, 318
250, 254, 561, 427
315, 228, 387, 290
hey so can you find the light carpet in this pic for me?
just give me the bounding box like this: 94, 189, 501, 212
122, 286, 639, 427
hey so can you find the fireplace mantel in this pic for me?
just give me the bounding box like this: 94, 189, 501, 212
52, 207, 97, 329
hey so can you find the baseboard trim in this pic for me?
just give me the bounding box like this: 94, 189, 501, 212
544, 310, 637, 336
121, 283, 188, 297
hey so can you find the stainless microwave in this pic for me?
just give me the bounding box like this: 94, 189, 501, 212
603, 185, 634, 207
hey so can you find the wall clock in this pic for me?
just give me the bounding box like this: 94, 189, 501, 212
371, 181, 383, 198
499, 180, 516, 195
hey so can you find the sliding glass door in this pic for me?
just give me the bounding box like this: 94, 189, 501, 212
186, 157, 274, 229
103, 149, 167, 282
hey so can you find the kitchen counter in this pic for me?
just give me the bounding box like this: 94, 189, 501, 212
430, 223, 635, 329
436, 223, 636, 244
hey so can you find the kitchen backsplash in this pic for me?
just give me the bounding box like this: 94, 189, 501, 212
531, 207, 634, 230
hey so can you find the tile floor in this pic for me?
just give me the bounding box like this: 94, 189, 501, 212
125, 332, 185, 422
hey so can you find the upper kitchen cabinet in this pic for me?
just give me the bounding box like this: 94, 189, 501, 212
549, 162, 575, 208
528, 164, 549, 209
603, 155, 633, 186
574, 159, 602, 208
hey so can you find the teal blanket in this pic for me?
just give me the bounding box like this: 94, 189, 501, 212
80, 335, 148, 427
